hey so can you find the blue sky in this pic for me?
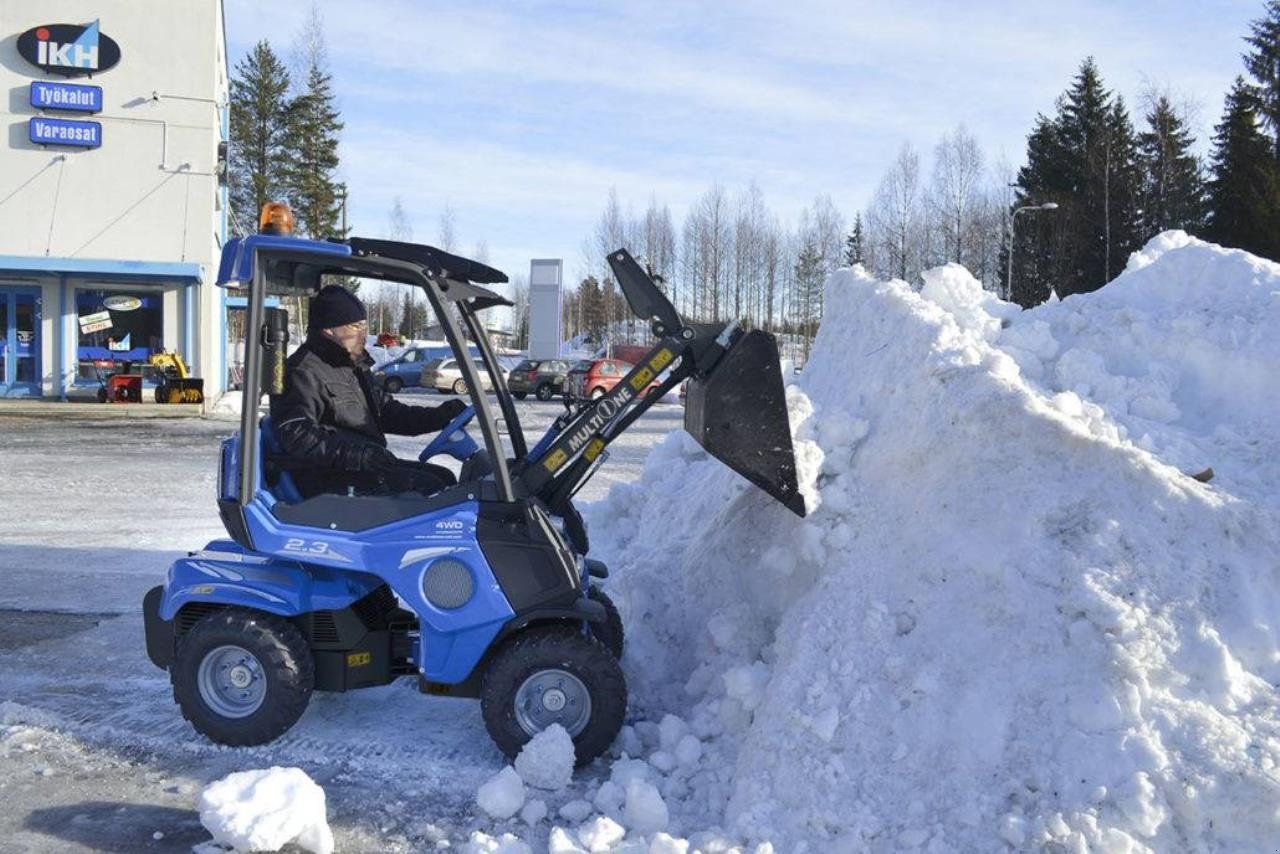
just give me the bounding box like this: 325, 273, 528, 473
226, 0, 1261, 284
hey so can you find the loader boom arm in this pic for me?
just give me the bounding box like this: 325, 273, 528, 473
515, 249, 806, 518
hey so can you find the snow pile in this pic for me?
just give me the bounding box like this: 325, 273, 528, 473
198, 767, 333, 854
589, 232, 1280, 850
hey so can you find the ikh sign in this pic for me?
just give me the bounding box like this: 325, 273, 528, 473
17, 21, 121, 77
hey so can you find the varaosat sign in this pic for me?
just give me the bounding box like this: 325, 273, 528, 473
17, 20, 121, 77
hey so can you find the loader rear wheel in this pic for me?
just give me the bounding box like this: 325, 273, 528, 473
171, 608, 314, 747
481, 627, 626, 767
588, 587, 624, 659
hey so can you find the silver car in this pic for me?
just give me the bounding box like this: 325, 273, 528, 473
420, 356, 495, 395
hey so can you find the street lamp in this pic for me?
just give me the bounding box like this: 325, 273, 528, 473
1007, 202, 1059, 300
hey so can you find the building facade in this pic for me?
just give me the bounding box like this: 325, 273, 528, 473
0, 1, 229, 399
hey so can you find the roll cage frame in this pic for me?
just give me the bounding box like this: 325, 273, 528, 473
226, 237, 804, 519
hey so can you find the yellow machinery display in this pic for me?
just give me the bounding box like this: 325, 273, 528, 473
149, 352, 204, 404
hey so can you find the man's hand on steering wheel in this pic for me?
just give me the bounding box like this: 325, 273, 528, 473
420, 404, 478, 463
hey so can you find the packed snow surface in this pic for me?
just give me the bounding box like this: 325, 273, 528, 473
197, 766, 333, 854
589, 232, 1280, 850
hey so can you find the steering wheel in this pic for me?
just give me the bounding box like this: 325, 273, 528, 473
419, 405, 480, 463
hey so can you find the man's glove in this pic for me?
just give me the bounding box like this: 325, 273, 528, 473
438, 398, 469, 422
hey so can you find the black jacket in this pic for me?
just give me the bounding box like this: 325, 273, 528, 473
269, 333, 460, 497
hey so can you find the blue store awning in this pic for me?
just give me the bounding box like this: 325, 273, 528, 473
0, 255, 203, 283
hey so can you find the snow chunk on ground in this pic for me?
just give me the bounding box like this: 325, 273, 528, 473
465, 830, 533, 853
576, 815, 625, 851
197, 767, 333, 854
521, 798, 548, 825
476, 766, 525, 820
624, 778, 669, 835
515, 723, 575, 791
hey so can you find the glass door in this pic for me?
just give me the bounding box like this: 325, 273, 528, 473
1, 289, 41, 397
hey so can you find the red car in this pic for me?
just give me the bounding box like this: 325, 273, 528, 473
564, 358, 662, 401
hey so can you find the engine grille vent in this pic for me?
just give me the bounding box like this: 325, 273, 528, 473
176, 603, 223, 634
422, 559, 473, 610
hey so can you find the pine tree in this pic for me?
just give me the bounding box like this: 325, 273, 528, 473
1138, 97, 1207, 236
1009, 58, 1143, 306
1244, 1, 1280, 159
844, 213, 866, 266
283, 23, 344, 241
228, 41, 291, 233
1206, 77, 1280, 259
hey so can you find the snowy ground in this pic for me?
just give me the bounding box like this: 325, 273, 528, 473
0, 395, 684, 853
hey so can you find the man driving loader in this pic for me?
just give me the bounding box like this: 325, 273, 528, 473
269, 284, 467, 499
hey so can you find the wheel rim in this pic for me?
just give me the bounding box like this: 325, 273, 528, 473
514, 668, 592, 737
197, 645, 267, 719
453, 379, 467, 395
537, 385, 552, 401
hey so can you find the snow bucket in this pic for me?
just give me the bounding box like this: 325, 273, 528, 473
683, 328, 806, 517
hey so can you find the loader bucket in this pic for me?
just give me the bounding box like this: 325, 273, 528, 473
683, 329, 806, 517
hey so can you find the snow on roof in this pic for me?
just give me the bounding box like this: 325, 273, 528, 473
588, 231, 1280, 849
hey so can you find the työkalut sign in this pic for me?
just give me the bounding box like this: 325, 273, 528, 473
17, 21, 121, 77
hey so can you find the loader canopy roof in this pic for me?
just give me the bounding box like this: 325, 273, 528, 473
216, 234, 512, 310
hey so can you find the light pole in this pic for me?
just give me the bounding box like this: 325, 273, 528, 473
1007, 202, 1059, 300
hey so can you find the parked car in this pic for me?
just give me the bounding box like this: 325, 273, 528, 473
371, 347, 432, 393
563, 358, 660, 401
420, 356, 496, 395
507, 359, 572, 401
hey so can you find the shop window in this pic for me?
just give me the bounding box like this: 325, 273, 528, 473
76, 289, 164, 382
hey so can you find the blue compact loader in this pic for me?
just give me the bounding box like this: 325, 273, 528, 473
143, 218, 806, 765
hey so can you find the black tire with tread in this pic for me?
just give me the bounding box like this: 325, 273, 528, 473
535, 383, 554, 401
587, 587, 624, 659
513, 391, 528, 400
170, 608, 314, 747
384, 376, 404, 394
480, 627, 626, 767
452, 378, 468, 395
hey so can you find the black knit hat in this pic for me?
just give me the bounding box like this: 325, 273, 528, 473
308, 285, 366, 332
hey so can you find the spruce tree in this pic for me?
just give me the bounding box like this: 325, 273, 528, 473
228, 41, 291, 233
844, 213, 866, 266
1244, 1, 1280, 159
1206, 77, 1280, 258
1009, 58, 1142, 306
1009, 115, 1070, 307
284, 59, 344, 240
1138, 97, 1207, 236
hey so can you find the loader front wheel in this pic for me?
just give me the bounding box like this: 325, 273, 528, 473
171, 608, 314, 747
480, 628, 626, 766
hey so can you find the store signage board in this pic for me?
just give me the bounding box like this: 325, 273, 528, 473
103, 296, 141, 311
31, 81, 102, 113
79, 310, 111, 333
17, 21, 121, 78
29, 117, 101, 148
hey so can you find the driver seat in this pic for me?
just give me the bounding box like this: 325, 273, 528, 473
259, 416, 304, 504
